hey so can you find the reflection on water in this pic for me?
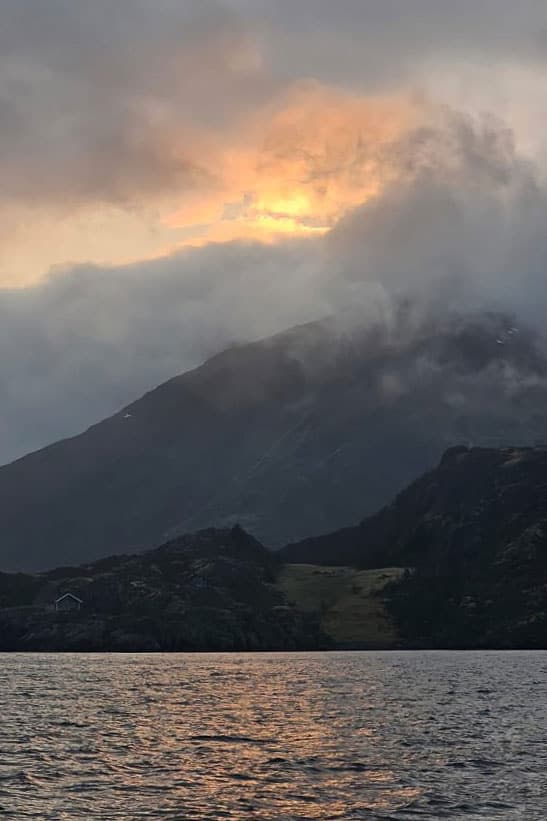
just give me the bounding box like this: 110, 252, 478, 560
1, 651, 546, 819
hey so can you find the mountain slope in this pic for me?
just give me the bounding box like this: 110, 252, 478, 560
277, 563, 404, 648
2, 310, 547, 571
282, 446, 547, 647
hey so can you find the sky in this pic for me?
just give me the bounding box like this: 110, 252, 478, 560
2, 0, 547, 463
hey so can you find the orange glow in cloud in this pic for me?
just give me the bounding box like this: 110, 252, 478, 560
0, 84, 420, 287
167, 84, 420, 245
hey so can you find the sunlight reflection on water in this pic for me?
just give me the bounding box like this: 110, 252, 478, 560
1, 651, 546, 819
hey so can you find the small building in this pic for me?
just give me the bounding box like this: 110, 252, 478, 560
55, 593, 83, 612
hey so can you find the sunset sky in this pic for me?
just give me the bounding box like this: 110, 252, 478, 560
2, 0, 547, 462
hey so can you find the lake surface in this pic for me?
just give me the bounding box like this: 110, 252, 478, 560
1, 651, 546, 820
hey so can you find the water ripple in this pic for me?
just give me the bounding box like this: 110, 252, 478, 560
0, 651, 546, 819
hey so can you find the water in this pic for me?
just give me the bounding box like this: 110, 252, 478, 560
1, 651, 546, 820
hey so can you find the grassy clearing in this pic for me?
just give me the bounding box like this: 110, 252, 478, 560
277, 563, 406, 647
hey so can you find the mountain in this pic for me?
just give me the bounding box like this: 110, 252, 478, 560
282, 446, 547, 648
2, 309, 547, 571
0, 526, 325, 651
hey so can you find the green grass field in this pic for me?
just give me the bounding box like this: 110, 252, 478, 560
277, 564, 405, 647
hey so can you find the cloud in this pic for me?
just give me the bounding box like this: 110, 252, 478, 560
0, 0, 423, 283
0, 74, 422, 284
326, 107, 547, 324
228, 0, 547, 104
0, 1, 545, 216
167, 84, 420, 237
2, 0, 547, 285
2, 108, 547, 465
0, 1, 266, 208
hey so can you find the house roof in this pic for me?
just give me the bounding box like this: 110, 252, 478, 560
55, 592, 83, 604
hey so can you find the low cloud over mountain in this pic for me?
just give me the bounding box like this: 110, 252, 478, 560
2, 106, 547, 464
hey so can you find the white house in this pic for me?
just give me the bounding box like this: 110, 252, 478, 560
55, 593, 83, 612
